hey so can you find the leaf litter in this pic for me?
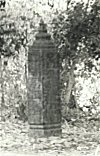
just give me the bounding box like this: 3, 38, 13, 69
0, 118, 100, 156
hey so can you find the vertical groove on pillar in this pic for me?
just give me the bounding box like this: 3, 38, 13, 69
28, 19, 62, 137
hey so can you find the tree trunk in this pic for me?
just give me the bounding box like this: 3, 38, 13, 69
64, 67, 75, 105
61, 60, 76, 118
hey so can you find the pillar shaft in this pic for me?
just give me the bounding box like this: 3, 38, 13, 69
28, 20, 61, 137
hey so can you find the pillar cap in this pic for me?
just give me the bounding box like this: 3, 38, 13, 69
38, 19, 47, 33
35, 19, 51, 40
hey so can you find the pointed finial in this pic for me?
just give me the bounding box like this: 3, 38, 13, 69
40, 18, 44, 25
38, 19, 47, 33
35, 18, 51, 40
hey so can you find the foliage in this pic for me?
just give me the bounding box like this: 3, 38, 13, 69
75, 59, 100, 116
0, 48, 28, 121
0, 2, 100, 155
0, 0, 37, 121
0, 0, 100, 121
52, 0, 100, 63
51, 0, 100, 112
0, 0, 38, 57
0, 0, 68, 120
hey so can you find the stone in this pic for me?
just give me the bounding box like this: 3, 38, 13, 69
28, 19, 61, 137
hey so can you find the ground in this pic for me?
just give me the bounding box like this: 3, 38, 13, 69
0, 117, 100, 156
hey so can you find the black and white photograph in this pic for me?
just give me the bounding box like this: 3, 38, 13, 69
0, 0, 100, 156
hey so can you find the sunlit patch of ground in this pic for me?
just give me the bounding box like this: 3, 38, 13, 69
0, 119, 100, 156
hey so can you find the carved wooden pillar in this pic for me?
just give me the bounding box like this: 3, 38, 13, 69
28, 19, 61, 137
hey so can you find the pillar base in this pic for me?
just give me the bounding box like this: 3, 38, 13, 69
29, 123, 62, 138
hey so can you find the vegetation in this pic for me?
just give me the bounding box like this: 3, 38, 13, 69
0, 0, 100, 155
52, 0, 100, 117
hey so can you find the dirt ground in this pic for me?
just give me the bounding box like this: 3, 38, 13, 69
0, 119, 100, 156
0, 149, 100, 156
